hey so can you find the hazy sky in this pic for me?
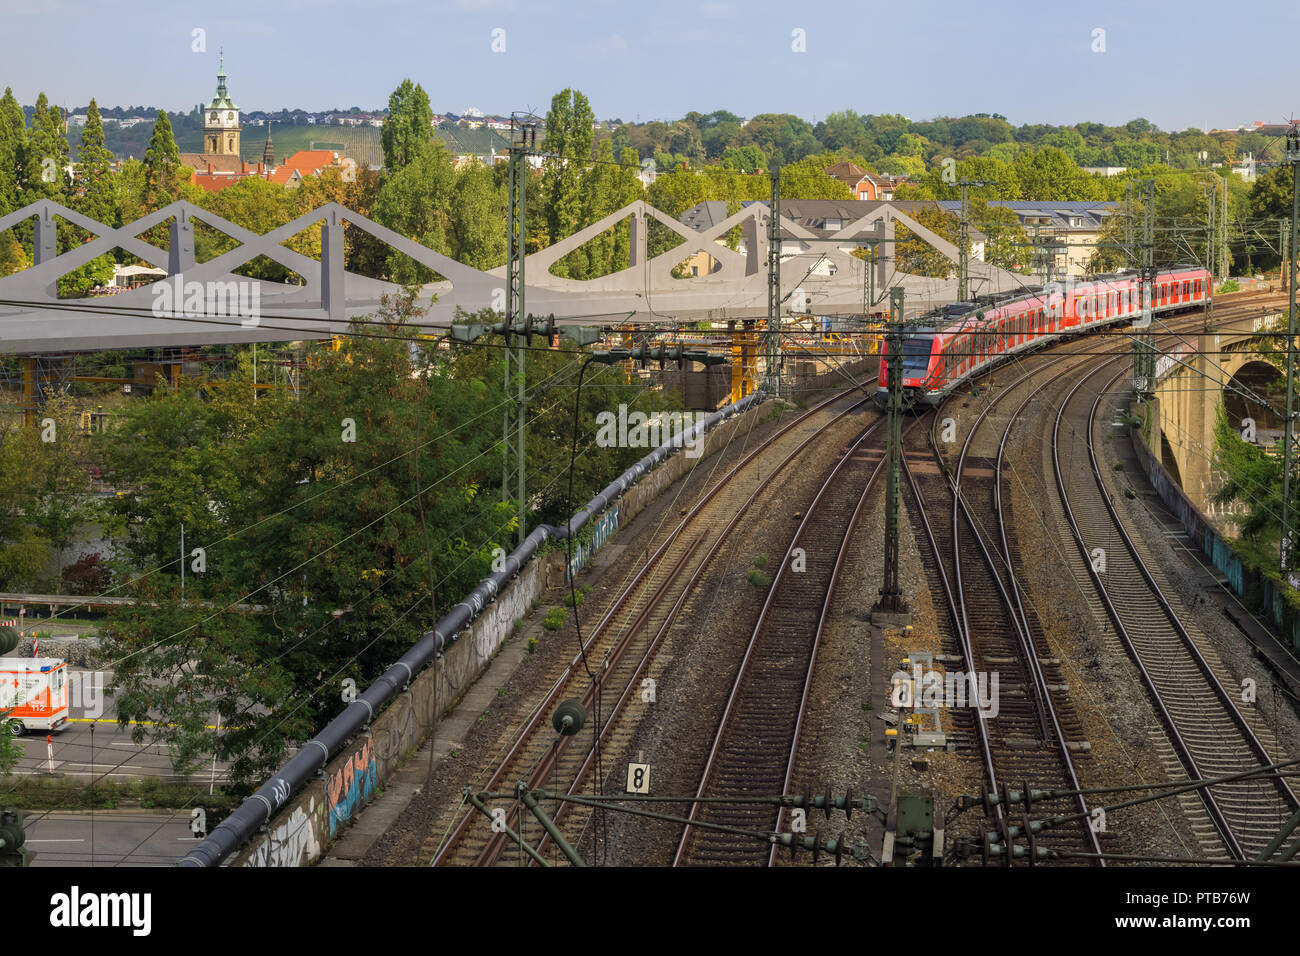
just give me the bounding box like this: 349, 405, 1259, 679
3, 0, 1297, 131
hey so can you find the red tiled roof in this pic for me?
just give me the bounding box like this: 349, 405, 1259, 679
281, 149, 339, 173
268, 166, 302, 186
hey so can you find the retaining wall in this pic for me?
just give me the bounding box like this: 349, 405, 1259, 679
1132, 401, 1300, 653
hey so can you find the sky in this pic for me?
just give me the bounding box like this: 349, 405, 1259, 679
2, 0, 1298, 132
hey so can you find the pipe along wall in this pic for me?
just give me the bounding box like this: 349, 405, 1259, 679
181, 392, 764, 866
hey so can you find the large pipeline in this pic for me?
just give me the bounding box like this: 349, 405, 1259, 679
180, 392, 763, 866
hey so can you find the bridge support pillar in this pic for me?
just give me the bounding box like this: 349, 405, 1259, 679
321, 209, 345, 330
876, 220, 892, 294
168, 208, 195, 276
628, 210, 647, 269
33, 207, 56, 265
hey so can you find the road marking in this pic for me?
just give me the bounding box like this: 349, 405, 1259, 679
67, 717, 232, 730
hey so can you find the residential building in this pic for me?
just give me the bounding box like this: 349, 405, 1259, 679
934, 200, 1118, 277
824, 162, 910, 200
678, 198, 988, 277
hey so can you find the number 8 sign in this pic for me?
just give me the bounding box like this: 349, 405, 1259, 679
626, 762, 650, 794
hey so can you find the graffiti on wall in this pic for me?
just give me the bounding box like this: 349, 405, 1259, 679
245, 797, 321, 867
327, 738, 377, 839
567, 505, 620, 580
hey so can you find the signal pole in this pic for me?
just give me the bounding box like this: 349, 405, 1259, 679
954, 178, 994, 301
1205, 177, 1216, 331
872, 286, 912, 626
958, 181, 970, 301
504, 117, 537, 546
1280, 123, 1299, 576
765, 164, 782, 397
1133, 179, 1157, 397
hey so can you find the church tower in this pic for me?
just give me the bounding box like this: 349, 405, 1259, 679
202, 53, 240, 157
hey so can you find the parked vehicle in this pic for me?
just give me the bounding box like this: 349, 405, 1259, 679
0, 658, 70, 735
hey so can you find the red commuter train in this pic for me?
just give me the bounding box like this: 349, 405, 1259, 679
876, 265, 1211, 404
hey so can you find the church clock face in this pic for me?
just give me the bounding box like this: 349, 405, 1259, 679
227, 112, 234, 121
210, 111, 217, 121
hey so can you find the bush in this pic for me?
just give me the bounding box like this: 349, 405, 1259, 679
62, 551, 111, 596
746, 569, 771, 588
752, 554, 767, 570
542, 607, 568, 631
1218, 279, 1239, 294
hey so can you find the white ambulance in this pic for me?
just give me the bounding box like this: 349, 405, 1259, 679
0, 658, 70, 735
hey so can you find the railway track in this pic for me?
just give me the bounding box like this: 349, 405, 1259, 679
672, 417, 887, 866
897, 298, 1284, 863
905, 357, 1101, 863
1052, 357, 1300, 860
432, 387, 876, 866
425, 292, 1291, 867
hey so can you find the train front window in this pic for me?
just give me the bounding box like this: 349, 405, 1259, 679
901, 336, 934, 374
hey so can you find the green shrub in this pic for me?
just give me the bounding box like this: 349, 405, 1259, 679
752, 554, 767, 570
527, 637, 539, 654
746, 569, 771, 588
542, 607, 568, 631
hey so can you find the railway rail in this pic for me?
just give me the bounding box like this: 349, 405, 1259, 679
905, 356, 1102, 863
672, 416, 888, 866
432, 387, 876, 866
425, 290, 1293, 867
1053, 357, 1300, 860
899, 294, 1290, 863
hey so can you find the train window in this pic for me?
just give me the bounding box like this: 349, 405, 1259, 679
901, 335, 934, 374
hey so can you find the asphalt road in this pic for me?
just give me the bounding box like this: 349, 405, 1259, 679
10, 666, 231, 785
22, 810, 199, 866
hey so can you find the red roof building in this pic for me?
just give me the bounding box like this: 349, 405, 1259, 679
190, 160, 272, 193
824, 162, 910, 201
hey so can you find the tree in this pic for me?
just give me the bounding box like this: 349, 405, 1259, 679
0, 87, 26, 215
450, 160, 507, 270
203, 176, 297, 281
969, 199, 1030, 272
73, 99, 116, 224
26, 395, 99, 592
380, 79, 433, 172
0, 421, 49, 590
99, 291, 511, 790
543, 88, 595, 265
22, 93, 69, 203
895, 205, 961, 278
1013, 146, 1103, 201
720, 145, 765, 173
779, 158, 852, 199
371, 141, 457, 282
65, 99, 118, 295
142, 109, 182, 209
